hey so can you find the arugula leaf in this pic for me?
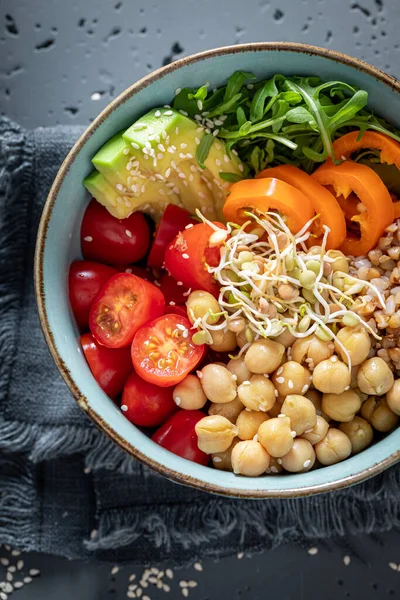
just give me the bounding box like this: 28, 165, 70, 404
249, 75, 282, 121
236, 106, 247, 127
188, 84, 209, 102
224, 71, 255, 102
196, 133, 215, 169
206, 93, 243, 117
219, 172, 244, 183
172, 88, 199, 116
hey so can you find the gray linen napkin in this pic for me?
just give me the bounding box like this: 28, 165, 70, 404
0, 117, 399, 563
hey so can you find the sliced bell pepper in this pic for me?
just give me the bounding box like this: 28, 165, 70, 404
313, 161, 394, 256
256, 165, 346, 249
333, 131, 400, 167
222, 177, 315, 234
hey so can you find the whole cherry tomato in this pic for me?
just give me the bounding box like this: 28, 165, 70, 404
147, 204, 195, 268
81, 333, 133, 399
89, 273, 165, 348
69, 261, 118, 330
81, 199, 150, 265
164, 305, 188, 318
152, 410, 209, 465
159, 273, 189, 305
121, 372, 177, 427
131, 314, 205, 387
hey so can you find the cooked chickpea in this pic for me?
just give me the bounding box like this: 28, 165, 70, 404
227, 356, 253, 385
208, 396, 244, 423
186, 290, 221, 325
258, 416, 294, 457
271, 361, 312, 397
231, 440, 270, 476
291, 335, 334, 368
357, 357, 394, 396
209, 327, 238, 352
274, 328, 296, 348
301, 416, 329, 445
315, 428, 352, 465
322, 389, 362, 423
339, 417, 373, 454
244, 339, 285, 374
236, 410, 269, 440
334, 326, 371, 366
281, 394, 317, 435
312, 357, 351, 394
361, 397, 399, 432
386, 380, 400, 416
280, 439, 316, 473
195, 415, 238, 454
236, 327, 254, 348
173, 374, 207, 410
237, 375, 277, 412
211, 438, 240, 471
200, 364, 237, 403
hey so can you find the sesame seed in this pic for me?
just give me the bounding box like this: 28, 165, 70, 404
14, 581, 24, 589
0, 559, 9, 566
0, 591, 8, 600
16, 560, 24, 570
291, 431, 296, 438
274, 389, 279, 397
223, 155, 230, 163
242, 380, 251, 386
307, 547, 318, 555
330, 355, 338, 362
164, 110, 173, 116
288, 379, 294, 389
182, 253, 189, 259
3, 583, 13, 593
8, 566, 16, 573
187, 581, 197, 588
277, 414, 285, 419
195, 137, 201, 145
179, 153, 187, 159
344, 385, 350, 391
123, 148, 130, 155
175, 87, 182, 95
165, 168, 171, 178
141, 185, 146, 193
182, 589, 189, 598
213, 129, 220, 137
111, 566, 120, 575
303, 459, 311, 468
155, 110, 161, 117
169, 301, 176, 306
189, 174, 194, 182
157, 153, 164, 160
173, 186, 180, 194
343, 555, 351, 566
163, 584, 171, 592
237, 552, 244, 559
155, 173, 164, 181
389, 562, 398, 571
194, 562, 203, 572
213, 456, 222, 463
6, 572, 13, 582
198, 191, 205, 199
90, 529, 98, 540
91, 92, 102, 101
178, 173, 186, 179
216, 159, 221, 166
125, 229, 132, 238
23, 577, 33, 584
84, 236, 93, 242
238, 164, 244, 172
276, 377, 285, 384
129, 575, 137, 582
301, 384, 309, 394
194, 114, 202, 122
277, 366, 283, 375
131, 142, 140, 150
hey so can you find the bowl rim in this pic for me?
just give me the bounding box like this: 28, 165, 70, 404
34, 41, 400, 498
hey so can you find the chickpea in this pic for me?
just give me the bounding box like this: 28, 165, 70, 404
258, 416, 294, 457
244, 339, 285, 374
281, 394, 317, 435
322, 389, 362, 423
237, 375, 277, 412
236, 329, 250, 348
236, 410, 269, 440
291, 335, 334, 368
210, 327, 238, 352
357, 357, 394, 396
227, 356, 252, 385
334, 326, 371, 366
173, 374, 207, 410
327, 249, 349, 274
266, 455, 285, 474
280, 439, 316, 473
211, 438, 240, 471
339, 417, 373, 454
195, 415, 238, 454
301, 416, 329, 445
200, 364, 237, 403
312, 357, 351, 394
387, 380, 400, 416
231, 440, 270, 476
272, 361, 312, 397
274, 328, 296, 349
361, 397, 399, 432
209, 396, 244, 423
315, 428, 352, 465
186, 290, 221, 325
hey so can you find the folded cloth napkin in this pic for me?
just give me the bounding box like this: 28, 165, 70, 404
0, 116, 399, 564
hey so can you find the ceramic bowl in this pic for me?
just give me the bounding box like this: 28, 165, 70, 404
35, 42, 400, 498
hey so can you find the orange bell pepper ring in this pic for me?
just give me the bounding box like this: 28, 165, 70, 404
223, 178, 315, 234
313, 161, 394, 256
333, 130, 400, 167
256, 165, 346, 249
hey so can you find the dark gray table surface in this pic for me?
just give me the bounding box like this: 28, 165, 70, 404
0, 0, 399, 598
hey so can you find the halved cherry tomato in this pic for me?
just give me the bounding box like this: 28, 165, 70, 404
69, 261, 118, 330
81, 199, 150, 265
164, 305, 188, 318
131, 314, 205, 387
89, 273, 165, 348
152, 410, 209, 465
121, 372, 177, 427
159, 273, 189, 305
81, 333, 133, 399
164, 223, 225, 297
147, 204, 196, 268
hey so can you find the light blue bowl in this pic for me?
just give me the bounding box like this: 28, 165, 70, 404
35, 43, 400, 498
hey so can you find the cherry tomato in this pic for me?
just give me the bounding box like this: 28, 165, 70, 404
152, 410, 209, 465
131, 314, 205, 387
81, 199, 150, 265
159, 273, 189, 305
147, 204, 196, 268
164, 222, 225, 297
164, 305, 188, 318
114, 265, 156, 284
69, 261, 118, 330
89, 273, 165, 348
81, 333, 133, 399
121, 372, 177, 427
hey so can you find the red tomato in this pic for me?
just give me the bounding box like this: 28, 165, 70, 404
164, 305, 188, 318
121, 372, 177, 427
164, 222, 225, 297
159, 273, 189, 305
89, 273, 165, 348
81, 199, 150, 265
69, 261, 118, 330
81, 333, 133, 399
147, 204, 196, 268
152, 410, 209, 465
131, 314, 205, 387
117, 265, 156, 284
